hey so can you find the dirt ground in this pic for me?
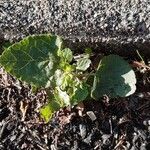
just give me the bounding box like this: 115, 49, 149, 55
0, 54, 150, 150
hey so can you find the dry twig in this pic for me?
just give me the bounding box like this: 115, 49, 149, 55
20, 101, 28, 121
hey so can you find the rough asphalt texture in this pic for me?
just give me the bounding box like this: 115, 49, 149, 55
0, 0, 150, 55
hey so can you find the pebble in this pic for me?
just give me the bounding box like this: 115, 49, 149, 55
136, 93, 144, 98
10, 135, 16, 141
83, 133, 92, 144
86, 111, 97, 121
148, 120, 150, 126
143, 120, 147, 126
79, 124, 87, 139
101, 134, 111, 145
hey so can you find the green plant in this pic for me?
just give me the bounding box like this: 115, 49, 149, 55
0, 34, 137, 122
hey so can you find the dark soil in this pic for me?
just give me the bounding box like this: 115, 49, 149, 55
0, 56, 150, 150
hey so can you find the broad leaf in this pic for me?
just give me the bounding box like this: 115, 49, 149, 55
76, 57, 91, 71
0, 34, 63, 88
91, 55, 136, 98
71, 83, 89, 105
40, 100, 61, 122
58, 48, 73, 63
54, 69, 64, 87
2, 41, 13, 50
61, 73, 74, 90
54, 87, 70, 106
58, 48, 74, 72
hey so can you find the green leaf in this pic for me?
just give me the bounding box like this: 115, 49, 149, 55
84, 48, 92, 55
54, 71, 74, 90
0, 34, 63, 88
71, 83, 89, 105
54, 69, 64, 87
31, 85, 38, 93
40, 100, 60, 122
54, 87, 70, 106
58, 48, 74, 72
76, 57, 91, 71
91, 55, 136, 98
61, 73, 73, 90
58, 48, 73, 63
2, 41, 13, 50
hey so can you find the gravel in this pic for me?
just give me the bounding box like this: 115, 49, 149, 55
0, 0, 150, 55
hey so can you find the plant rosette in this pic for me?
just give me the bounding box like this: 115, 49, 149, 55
0, 34, 137, 122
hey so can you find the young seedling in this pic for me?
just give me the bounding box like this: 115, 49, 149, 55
0, 34, 137, 122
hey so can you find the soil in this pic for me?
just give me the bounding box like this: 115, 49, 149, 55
0, 55, 150, 150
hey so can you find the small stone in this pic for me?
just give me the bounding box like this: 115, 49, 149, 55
148, 126, 150, 132
86, 111, 97, 121
79, 124, 87, 139
136, 93, 144, 98
148, 120, 150, 126
10, 135, 16, 141
83, 133, 92, 144
143, 120, 147, 126
102, 134, 111, 145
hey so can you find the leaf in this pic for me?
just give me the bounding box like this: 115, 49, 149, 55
2, 41, 13, 50
0, 34, 63, 88
91, 55, 137, 98
71, 83, 89, 105
54, 71, 74, 90
61, 73, 73, 90
58, 48, 74, 72
58, 48, 73, 63
54, 69, 64, 87
76, 57, 91, 71
84, 48, 92, 55
54, 87, 70, 106
40, 100, 60, 122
